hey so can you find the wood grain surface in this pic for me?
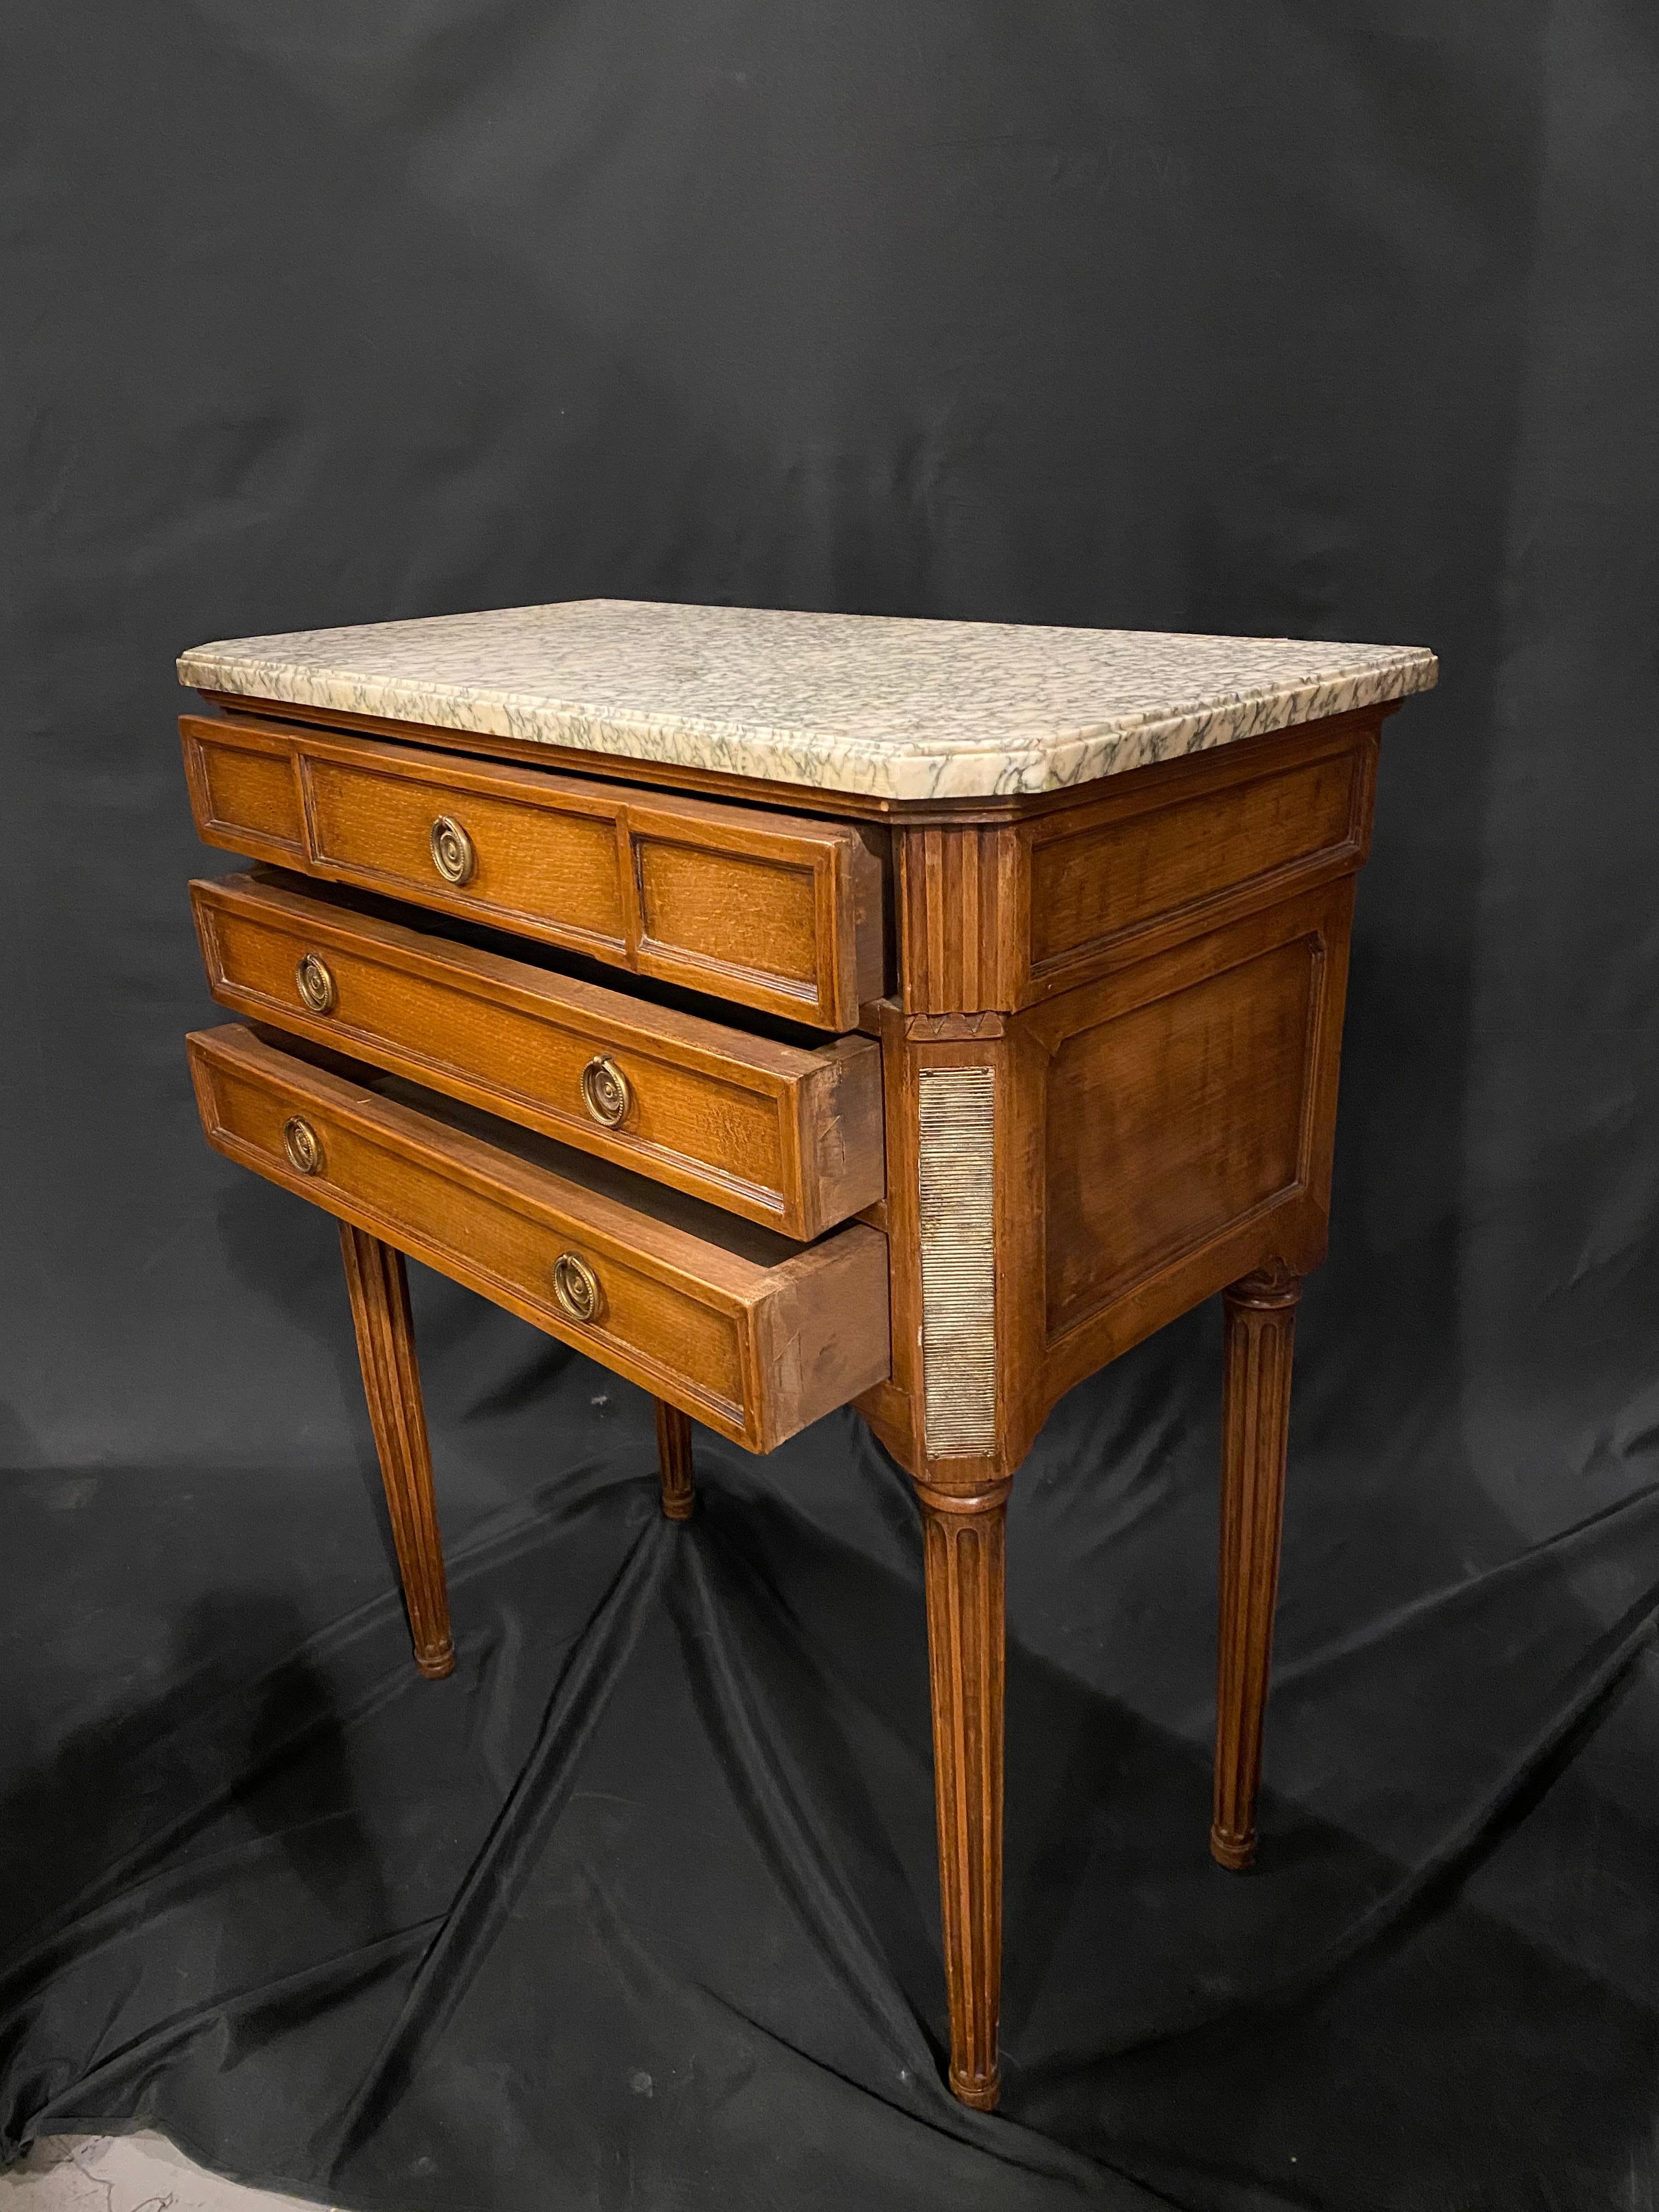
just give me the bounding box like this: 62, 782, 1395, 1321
188, 1023, 890, 1453
337, 1223, 454, 1678
180, 688, 1414, 2114
182, 713, 888, 1028
192, 870, 884, 1239
654, 1400, 697, 1522
1212, 1262, 1303, 1870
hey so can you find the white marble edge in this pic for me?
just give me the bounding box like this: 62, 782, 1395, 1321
178, 601, 1437, 802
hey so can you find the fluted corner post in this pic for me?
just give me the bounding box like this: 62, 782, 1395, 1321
1212, 1261, 1304, 1870
915, 1472, 1010, 2112
338, 1223, 455, 1680
655, 1399, 696, 1521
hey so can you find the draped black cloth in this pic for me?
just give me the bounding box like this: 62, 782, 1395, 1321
5, 2, 1657, 2205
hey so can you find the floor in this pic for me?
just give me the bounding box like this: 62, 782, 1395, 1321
0, 2137, 328, 2212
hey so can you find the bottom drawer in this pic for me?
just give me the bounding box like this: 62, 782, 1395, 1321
189, 1023, 890, 1452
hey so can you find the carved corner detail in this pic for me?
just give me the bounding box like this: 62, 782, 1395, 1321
906, 1012, 1006, 1041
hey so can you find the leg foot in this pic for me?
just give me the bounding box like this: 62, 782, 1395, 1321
916, 1475, 1008, 2111
656, 1400, 696, 1521
1212, 1262, 1302, 1869
338, 1223, 455, 1679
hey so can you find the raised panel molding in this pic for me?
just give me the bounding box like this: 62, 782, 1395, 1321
1042, 934, 1320, 1336
894, 714, 1380, 1020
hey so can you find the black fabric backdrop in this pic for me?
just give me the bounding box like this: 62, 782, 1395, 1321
5, 4, 1658, 2207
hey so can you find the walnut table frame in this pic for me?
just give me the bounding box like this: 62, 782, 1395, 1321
843, 712, 1375, 2103
179, 601, 1434, 2113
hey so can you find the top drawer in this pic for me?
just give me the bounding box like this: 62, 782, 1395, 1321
181, 713, 888, 1030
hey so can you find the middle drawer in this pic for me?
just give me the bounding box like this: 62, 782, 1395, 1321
191, 870, 884, 1240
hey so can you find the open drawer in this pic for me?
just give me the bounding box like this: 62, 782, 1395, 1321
188, 1023, 890, 1453
180, 713, 888, 1029
191, 870, 884, 1239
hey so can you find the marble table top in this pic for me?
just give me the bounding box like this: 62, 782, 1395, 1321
179, 599, 1436, 802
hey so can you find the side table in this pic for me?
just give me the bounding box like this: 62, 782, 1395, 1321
178, 600, 1435, 2107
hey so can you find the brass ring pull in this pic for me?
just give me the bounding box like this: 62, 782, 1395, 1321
282, 1116, 324, 1176
579, 1056, 632, 1129
430, 814, 476, 886
295, 952, 336, 1015
551, 1252, 603, 1325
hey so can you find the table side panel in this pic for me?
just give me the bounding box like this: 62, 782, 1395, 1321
1028, 733, 1367, 981
865, 875, 1360, 1481
1043, 934, 1318, 1334
895, 710, 1379, 1017
1032, 879, 1356, 1415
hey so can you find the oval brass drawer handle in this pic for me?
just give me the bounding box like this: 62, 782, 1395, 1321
295, 952, 336, 1015
551, 1252, 603, 1325
579, 1055, 632, 1129
282, 1116, 324, 1176
430, 814, 476, 887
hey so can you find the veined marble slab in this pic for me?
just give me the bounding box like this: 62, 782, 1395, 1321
178, 599, 1437, 802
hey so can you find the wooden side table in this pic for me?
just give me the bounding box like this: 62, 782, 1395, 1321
178, 600, 1435, 2108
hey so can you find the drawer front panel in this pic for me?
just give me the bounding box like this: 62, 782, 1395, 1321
191, 873, 883, 1238
182, 715, 888, 1029
303, 758, 629, 955
206, 1056, 744, 1413
188, 1024, 891, 1451
634, 836, 822, 998
181, 720, 308, 864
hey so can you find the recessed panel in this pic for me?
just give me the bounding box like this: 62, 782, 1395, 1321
1030, 751, 1359, 978
304, 761, 628, 948
635, 841, 820, 988
1044, 936, 1319, 1336
194, 736, 306, 855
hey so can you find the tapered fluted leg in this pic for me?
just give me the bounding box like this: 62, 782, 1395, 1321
1212, 1262, 1302, 1869
338, 1223, 454, 1679
916, 1475, 1008, 2111
656, 1399, 696, 1520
